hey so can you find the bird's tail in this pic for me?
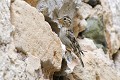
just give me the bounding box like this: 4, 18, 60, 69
74, 39, 84, 56
72, 38, 84, 67
75, 51, 84, 67
79, 56, 84, 67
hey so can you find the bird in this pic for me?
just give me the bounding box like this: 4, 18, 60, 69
58, 15, 84, 67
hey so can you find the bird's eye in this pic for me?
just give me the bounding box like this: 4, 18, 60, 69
64, 17, 66, 20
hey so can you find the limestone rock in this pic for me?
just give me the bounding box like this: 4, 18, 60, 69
0, 0, 120, 80
36, 0, 63, 19
77, 38, 97, 51
0, 1, 27, 79
114, 51, 120, 79
11, 0, 62, 79
71, 49, 117, 80
110, 28, 120, 54
72, 8, 88, 37
108, 0, 120, 54
114, 51, 120, 72
71, 2, 91, 38
101, 0, 120, 58
76, 2, 92, 19
0, 43, 27, 80
0, 0, 13, 44
90, 5, 103, 18
25, 55, 40, 75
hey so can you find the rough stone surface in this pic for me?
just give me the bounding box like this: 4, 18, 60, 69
77, 38, 97, 51
76, 2, 92, 19
108, 0, 120, 55
72, 49, 117, 80
0, 0, 120, 80
114, 50, 120, 79
36, 0, 63, 19
0, 0, 13, 44
0, 0, 63, 80
11, 0, 63, 79
100, 0, 120, 58
25, 55, 40, 75
72, 9, 87, 37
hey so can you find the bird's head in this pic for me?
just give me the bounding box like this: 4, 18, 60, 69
58, 16, 72, 28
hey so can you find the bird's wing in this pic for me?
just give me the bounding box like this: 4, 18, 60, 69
66, 30, 84, 67
59, 27, 74, 50
66, 30, 84, 56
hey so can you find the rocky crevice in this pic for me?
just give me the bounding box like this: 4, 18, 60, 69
83, 0, 101, 8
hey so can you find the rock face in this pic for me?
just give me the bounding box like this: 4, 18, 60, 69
11, 0, 63, 79
108, 0, 120, 56
0, 0, 62, 80
36, 0, 120, 79
0, 0, 120, 80
0, 0, 13, 44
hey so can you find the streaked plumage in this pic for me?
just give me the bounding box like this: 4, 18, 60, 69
58, 16, 84, 67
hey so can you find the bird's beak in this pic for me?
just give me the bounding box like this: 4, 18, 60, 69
57, 18, 63, 28
57, 18, 60, 20
57, 18, 61, 22
57, 18, 63, 24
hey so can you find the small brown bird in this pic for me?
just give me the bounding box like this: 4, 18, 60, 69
58, 16, 84, 67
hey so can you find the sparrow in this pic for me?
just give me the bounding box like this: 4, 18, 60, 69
58, 16, 84, 67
